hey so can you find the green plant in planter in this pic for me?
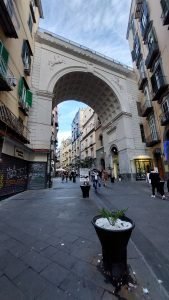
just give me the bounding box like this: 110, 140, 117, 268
100, 208, 128, 226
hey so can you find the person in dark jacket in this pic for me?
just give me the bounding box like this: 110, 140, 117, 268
149, 168, 160, 198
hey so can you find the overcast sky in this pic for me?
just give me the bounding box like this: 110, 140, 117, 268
40, 0, 132, 145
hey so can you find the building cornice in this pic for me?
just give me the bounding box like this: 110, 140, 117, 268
37, 29, 133, 76
36, 90, 54, 99
102, 112, 132, 130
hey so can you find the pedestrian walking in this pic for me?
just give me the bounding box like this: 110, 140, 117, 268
61, 172, 65, 183
149, 168, 161, 198
102, 170, 108, 186
93, 172, 99, 191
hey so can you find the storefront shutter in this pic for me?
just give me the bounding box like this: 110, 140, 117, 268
18, 78, 24, 98
26, 90, 32, 107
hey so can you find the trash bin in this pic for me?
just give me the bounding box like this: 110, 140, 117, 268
80, 185, 90, 198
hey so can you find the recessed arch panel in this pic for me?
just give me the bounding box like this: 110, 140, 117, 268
52, 71, 121, 124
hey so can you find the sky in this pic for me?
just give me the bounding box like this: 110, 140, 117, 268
40, 0, 132, 145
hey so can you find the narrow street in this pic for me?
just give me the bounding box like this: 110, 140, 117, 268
0, 178, 169, 299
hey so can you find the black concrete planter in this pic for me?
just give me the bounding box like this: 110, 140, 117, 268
92, 214, 135, 287
80, 185, 90, 198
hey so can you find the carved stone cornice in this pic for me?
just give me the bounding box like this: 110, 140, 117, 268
37, 30, 134, 76
35, 90, 54, 99
102, 112, 132, 130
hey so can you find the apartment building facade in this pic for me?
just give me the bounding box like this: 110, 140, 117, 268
80, 107, 96, 166
60, 138, 72, 169
0, 0, 43, 196
71, 108, 85, 167
127, 0, 169, 179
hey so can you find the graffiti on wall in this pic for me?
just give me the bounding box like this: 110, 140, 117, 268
27, 162, 47, 189
0, 154, 28, 197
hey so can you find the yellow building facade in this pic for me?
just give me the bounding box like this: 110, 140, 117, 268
0, 0, 43, 196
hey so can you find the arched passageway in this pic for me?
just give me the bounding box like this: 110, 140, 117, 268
52, 71, 121, 126
27, 30, 149, 188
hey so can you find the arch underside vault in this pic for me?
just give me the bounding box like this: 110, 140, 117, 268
53, 71, 121, 124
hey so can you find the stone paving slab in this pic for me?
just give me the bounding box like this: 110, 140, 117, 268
0, 178, 169, 299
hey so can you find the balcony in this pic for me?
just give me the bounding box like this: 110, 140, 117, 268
0, 101, 30, 143
151, 75, 168, 101
0, 56, 16, 91
135, 0, 143, 19
0, 0, 20, 38
141, 100, 153, 117
145, 42, 159, 69
161, 0, 169, 25
18, 100, 29, 116
138, 71, 147, 90
145, 133, 160, 147
160, 111, 169, 125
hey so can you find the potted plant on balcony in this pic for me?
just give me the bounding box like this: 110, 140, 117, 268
91, 208, 135, 291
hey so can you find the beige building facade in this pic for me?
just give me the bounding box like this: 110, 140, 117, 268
81, 107, 96, 164
127, 0, 169, 179
60, 138, 72, 169
0, 0, 43, 196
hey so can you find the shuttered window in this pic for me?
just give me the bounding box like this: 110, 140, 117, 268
18, 77, 32, 108
0, 41, 9, 75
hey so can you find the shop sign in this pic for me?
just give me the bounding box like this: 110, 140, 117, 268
15, 147, 24, 159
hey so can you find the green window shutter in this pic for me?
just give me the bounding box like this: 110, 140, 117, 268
18, 78, 24, 98
0, 41, 3, 55
1, 45, 9, 66
26, 90, 32, 107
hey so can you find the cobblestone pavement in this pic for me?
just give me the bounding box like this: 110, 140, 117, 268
0, 178, 169, 299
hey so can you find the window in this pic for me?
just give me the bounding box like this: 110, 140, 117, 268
139, 59, 145, 76
162, 97, 169, 113
30, 0, 36, 23
28, 14, 33, 33
99, 134, 103, 147
143, 85, 150, 101
147, 28, 156, 50
140, 124, 146, 143
0, 41, 9, 74
140, 1, 149, 33
22, 40, 32, 73
18, 77, 32, 108
148, 115, 157, 140
130, 14, 135, 36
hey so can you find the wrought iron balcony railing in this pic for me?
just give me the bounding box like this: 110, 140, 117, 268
0, 0, 20, 38
0, 101, 30, 143
151, 75, 168, 101
138, 71, 147, 90
145, 42, 159, 69
0, 55, 16, 91
145, 132, 160, 147
140, 100, 153, 117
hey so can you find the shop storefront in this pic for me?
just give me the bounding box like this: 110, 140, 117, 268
0, 153, 28, 197
135, 158, 152, 181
